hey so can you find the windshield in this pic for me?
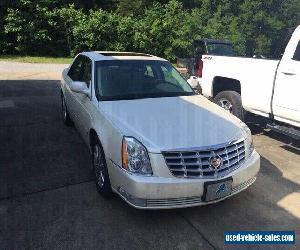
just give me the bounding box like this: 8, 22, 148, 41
206, 43, 236, 56
95, 60, 194, 101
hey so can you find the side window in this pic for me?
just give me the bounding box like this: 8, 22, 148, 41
81, 58, 92, 87
68, 56, 84, 81
292, 41, 300, 61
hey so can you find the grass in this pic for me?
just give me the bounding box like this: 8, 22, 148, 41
0, 55, 73, 64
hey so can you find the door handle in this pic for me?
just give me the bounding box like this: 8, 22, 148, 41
282, 71, 296, 76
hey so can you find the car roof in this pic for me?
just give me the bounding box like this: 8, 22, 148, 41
81, 51, 167, 62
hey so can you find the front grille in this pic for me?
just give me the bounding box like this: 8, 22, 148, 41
162, 140, 245, 179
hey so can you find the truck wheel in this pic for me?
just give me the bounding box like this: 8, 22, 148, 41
214, 91, 244, 121
92, 138, 113, 197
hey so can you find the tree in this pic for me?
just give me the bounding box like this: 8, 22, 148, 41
2, 0, 299, 59
117, 0, 146, 16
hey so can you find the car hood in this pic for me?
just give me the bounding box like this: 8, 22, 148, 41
99, 95, 245, 153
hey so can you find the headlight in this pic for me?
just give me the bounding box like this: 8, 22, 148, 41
122, 137, 152, 175
241, 124, 254, 158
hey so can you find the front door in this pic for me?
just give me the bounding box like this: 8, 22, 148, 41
65, 55, 85, 119
71, 56, 94, 144
273, 35, 300, 127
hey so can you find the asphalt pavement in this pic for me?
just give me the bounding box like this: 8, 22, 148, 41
0, 63, 299, 250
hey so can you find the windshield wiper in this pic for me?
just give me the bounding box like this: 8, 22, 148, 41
101, 93, 148, 101
100, 92, 195, 101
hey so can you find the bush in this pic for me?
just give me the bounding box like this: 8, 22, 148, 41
5, 4, 70, 56
133, 0, 191, 61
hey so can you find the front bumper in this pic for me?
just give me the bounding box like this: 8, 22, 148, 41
108, 150, 260, 209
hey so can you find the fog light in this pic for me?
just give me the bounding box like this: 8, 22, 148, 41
118, 187, 146, 207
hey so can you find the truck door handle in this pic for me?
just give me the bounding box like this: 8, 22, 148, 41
282, 71, 296, 76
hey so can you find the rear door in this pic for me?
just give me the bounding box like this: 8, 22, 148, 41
273, 31, 300, 127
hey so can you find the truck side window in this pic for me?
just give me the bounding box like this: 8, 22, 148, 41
293, 41, 300, 61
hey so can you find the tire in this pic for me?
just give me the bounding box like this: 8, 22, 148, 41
92, 138, 113, 197
61, 93, 73, 126
214, 91, 245, 121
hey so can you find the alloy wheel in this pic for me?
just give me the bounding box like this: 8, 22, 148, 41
62, 97, 67, 120
93, 144, 105, 188
218, 98, 233, 113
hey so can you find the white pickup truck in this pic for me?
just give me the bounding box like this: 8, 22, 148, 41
189, 25, 300, 139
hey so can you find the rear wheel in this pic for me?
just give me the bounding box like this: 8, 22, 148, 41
61, 93, 73, 126
214, 91, 244, 121
92, 139, 112, 197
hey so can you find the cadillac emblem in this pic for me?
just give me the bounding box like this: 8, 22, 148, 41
209, 155, 223, 170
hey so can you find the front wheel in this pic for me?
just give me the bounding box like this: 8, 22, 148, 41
92, 139, 113, 197
214, 91, 244, 121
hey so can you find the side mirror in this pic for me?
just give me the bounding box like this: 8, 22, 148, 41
188, 76, 199, 88
70, 81, 90, 96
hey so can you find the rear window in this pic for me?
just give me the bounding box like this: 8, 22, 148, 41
206, 43, 236, 56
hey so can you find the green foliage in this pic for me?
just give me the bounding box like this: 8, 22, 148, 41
1, 0, 299, 60
4, 1, 70, 56
236, 0, 286, 56
117, 0, 146, 16
54, 6, 137, 56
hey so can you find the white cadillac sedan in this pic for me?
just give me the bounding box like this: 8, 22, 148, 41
60, 51, 260, 209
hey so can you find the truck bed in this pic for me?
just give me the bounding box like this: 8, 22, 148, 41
201, 55, 279, 116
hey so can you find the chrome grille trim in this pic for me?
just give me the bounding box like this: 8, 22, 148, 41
146, 177, 256, 208
146, 197, 203, 207
232, 177, 256, 193
162, 139, 245, 179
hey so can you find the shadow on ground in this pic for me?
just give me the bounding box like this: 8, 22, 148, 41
246, 113, 300, 154
0, 80, 93, 200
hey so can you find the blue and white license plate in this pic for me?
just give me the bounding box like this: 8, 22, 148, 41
203, 178, 233, 202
